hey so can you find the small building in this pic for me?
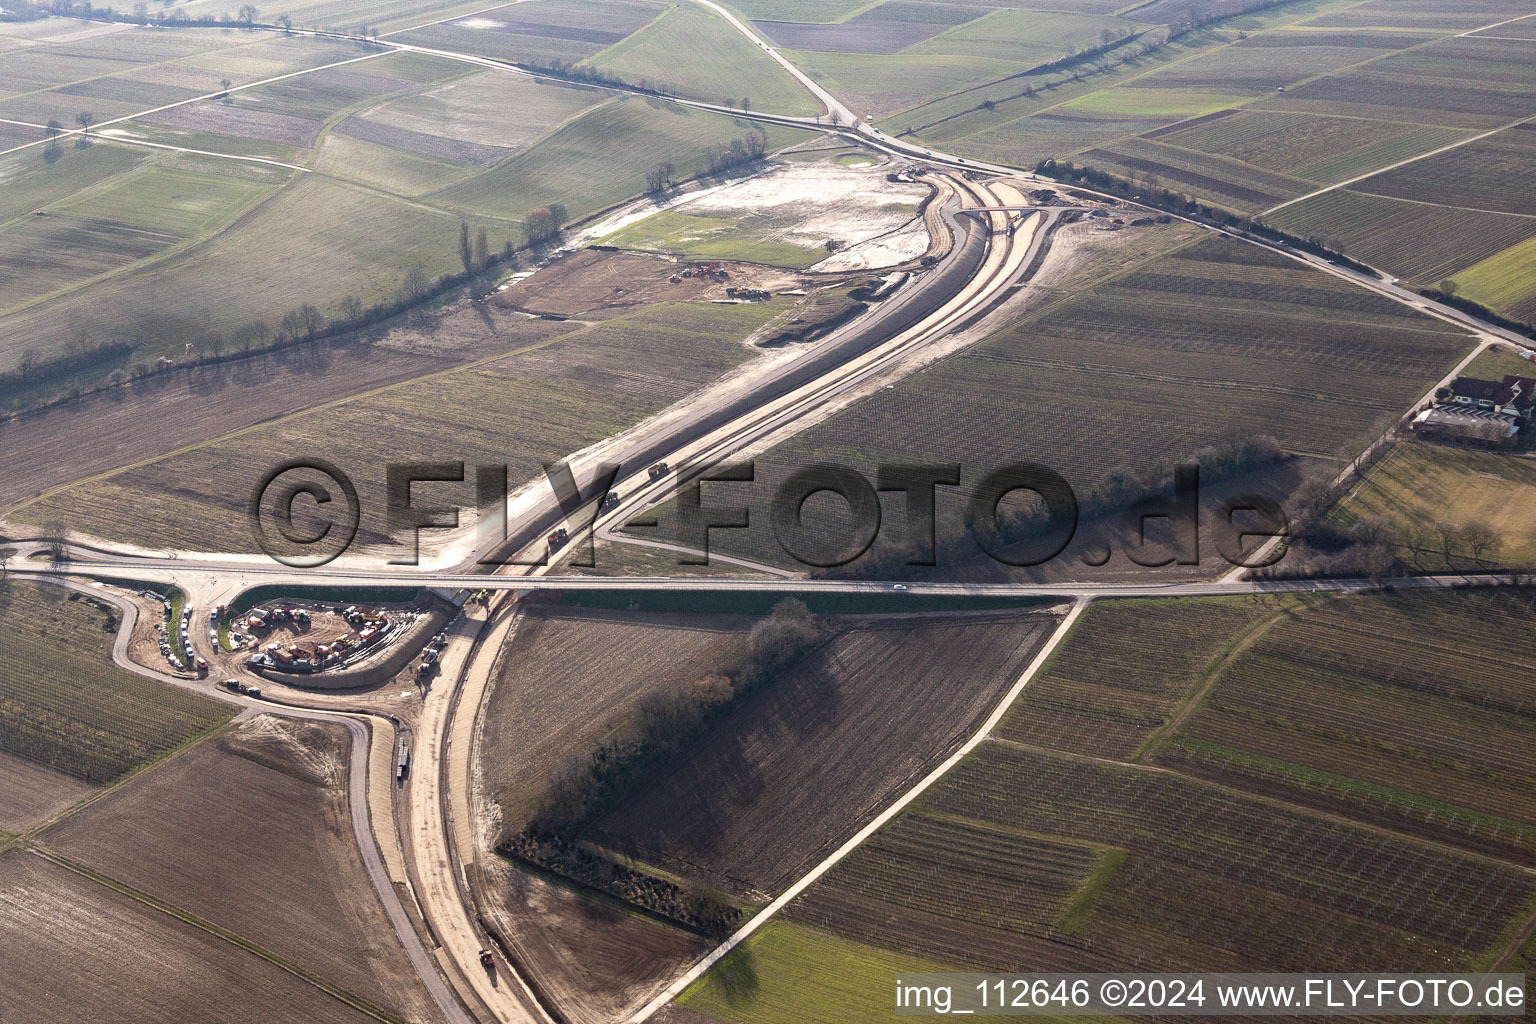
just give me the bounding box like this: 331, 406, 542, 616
1410, 406, 1518, 446
1447, 375, 1536, 419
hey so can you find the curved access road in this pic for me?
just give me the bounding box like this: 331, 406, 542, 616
31, 575, 475, 1024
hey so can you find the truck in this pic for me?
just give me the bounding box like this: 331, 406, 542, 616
647, 461, 669, 480
479, 949, 495, 972
600, 490, 620, 511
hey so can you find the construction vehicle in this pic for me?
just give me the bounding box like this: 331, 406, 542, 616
600, 490, 620, 511
647, 461, 669, 480
479, 949, 495, 972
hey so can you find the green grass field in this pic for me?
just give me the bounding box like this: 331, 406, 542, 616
312, 132, 474, 195
1453, 235, 1536, 321
677, 920, 961, 1024
1331, 442, 1536, 566
587, 5, 820, 116
1063, 88, 1253, 118
605, 209, 827, 268
428, 97, 810, 222
1465, 345, 1536, 380
0, 581, 231, 783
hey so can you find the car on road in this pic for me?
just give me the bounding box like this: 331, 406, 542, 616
892, 583, 909, 591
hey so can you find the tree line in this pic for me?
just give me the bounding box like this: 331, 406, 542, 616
698, 129, 767, 177
498, 598, 825, 934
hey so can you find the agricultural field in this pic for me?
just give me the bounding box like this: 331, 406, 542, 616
1263, 188, 1536, 290
1455, 235, 1536, 324
0, 849, 383, 1024
995, 596, 1281, 759
0, 749, 92, 833
176, 0, 494, 34
0, 580, 231, 783
479, 606, 756, 832
337, 70, 605, 165
588, 610, 1061, 895
755, 4, 996, 55
1157, 589, 1536, 862
674, 920, 960, 1024
1347, 123, 1536, 218
15, 299, 781, 552
0, 309, 518, 506
391, 0, 667, 66
40, 715, 444, 1023
429, 99, 811, 221
1308, 0, 1536, 32
1145, 109, 1472, 186
590, 5, 820, 115
675, 586, 1536, 1023
0, 18, 812, 399
477, 854, 706, 1024
683, 229, 1472, 578
1329, 442, 1536, 568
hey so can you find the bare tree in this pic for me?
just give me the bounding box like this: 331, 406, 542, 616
237, 3, 258, 24
1463, 521, 1499, 564
644, 160, 675, 195
399, 266, 431, 303
75, 111, 95, 133
44, 119, 63, 139
220, 78, 232, 99
42, 520, 67, 563
474, 226, 489, 267
298, 304, 325, 338
338, 295, 364, 323
276, 12, 291, 31
1434, 521, 1463, 565
458, 220, 473, 275
278, 309, 304, 342
1351, 514, 1395, 549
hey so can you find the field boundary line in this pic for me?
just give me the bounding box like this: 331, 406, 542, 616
24, 845, 412, 1024
0, 46, 393, 161
1, 314, 596, 518
1131, 597, 1294, 761
1262, 111, 1536, 217
0, 162, 297, 326
988, 734, 1536, 876
625, 596, 1088, 1023
18, 719, 237, 841
1342, 188, 1536, 222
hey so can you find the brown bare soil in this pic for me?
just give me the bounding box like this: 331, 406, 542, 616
495, 249, 723, 318
493, 248, 810, 320
0, 750, 93, 832
40, 716, 444, 1024
0, 849, 379, 1024
476, 857, 704, 1024
589, 610, 1062, 896
480, 606, 755, 832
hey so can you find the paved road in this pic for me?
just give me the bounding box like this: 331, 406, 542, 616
626, 597, 1089, 1022
19, 559, 1519, 601
36, 575, 474, 1024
